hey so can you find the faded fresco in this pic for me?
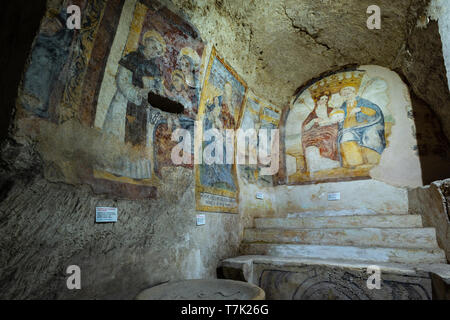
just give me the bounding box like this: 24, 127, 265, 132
196, 48, 247, 214
19, 0, 105, 123
285, 70, 394, 184
16, 0, 207, 198
238, 94, 281, 186
94, 0, 205, 186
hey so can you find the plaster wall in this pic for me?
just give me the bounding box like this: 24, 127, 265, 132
241, 180, 409, 227
240, 66, 420, 222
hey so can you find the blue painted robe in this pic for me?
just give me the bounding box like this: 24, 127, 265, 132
200, 97, 237, 192
338, 97, 386, 155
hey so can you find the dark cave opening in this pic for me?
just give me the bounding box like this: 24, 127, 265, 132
148, 92, 185, 114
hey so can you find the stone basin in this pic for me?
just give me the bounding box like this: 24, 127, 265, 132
136, 279, 265, 300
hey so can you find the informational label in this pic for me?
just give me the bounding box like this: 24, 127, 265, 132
200, 193, 237, 209
256, 192, 264, 200
328, 193, 341, 201
196, 215, 206, 226
96, 207, 118, 223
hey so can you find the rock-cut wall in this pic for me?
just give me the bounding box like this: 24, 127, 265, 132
0, 0, 246, 299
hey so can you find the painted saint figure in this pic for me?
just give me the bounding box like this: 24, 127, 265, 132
288, 71, 391, 185
154, 68, 197, 174
100, 30, 167, 180
302, 92, 340, 165
152, 48, 202, 175
218, 82, 237, 130
177, 47, 201, 115
21, 6, 75, 121
336, 85, 386, 168
239, 109, 261, 184
102, 30, 166, 147
166, 69, 193, 115
201, 82, 237, 191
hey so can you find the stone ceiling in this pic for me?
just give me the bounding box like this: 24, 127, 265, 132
163, 0, 421, 104
162, 0, 450, 141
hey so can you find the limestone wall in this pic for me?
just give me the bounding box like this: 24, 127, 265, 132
1, 0, 450, 299
409, 179, 450, 261
0, 0, 246, 299
0, 160, 241, 299
429, 0, 450, 90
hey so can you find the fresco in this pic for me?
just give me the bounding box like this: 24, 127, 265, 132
93, 0, 205, 186
19, 0, 103, 123
238, 94, 282, 186
196, 47, 247, 214
285, 70, 394, 184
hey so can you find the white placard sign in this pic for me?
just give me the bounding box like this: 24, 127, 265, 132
328, 193, 341, 201
96, 207, 118, 223
197, 215, 206, 226
200, 193, 237, 209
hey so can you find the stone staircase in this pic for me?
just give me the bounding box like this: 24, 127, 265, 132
221, 210, 450, 300
241, 211, 446, 264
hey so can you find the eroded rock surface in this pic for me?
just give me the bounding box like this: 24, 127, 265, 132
163, 0, 450, 141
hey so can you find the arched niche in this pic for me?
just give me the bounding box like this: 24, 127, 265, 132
283, 65, 422, 188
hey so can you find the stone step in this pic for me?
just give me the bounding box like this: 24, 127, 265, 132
287, 209, 407, 218
222, 255, 450, 279
240, 243, 447, 264
243, 227, 439, 249
255, 215, 423, 229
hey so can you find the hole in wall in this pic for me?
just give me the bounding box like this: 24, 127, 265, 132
148, 92, 184, 114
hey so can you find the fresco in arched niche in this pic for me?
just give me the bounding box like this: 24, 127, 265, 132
285, 69, 395, 184
238, 94, 282, 187
93, 0, 205, 186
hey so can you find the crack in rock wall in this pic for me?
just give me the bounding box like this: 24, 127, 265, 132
163, 0, 450, 142
1, 0, 450, 300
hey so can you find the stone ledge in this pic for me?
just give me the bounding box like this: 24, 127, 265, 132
221, 255, 450, 300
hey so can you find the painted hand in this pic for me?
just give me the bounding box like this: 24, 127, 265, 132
149, 109, 162, 124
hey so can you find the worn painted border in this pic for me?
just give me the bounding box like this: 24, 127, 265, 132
195, 47, 248, 214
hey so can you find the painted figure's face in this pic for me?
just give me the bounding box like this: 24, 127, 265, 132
318, 95, 329, 105
143, 37, 164, 59
180, 57, 191, 74
340, 86, 357, 101
173, 76, 185, 92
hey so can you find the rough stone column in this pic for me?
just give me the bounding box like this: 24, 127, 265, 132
430, 0, 450, 90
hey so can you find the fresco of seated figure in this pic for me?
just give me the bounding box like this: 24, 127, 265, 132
285, 70, 393, 184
